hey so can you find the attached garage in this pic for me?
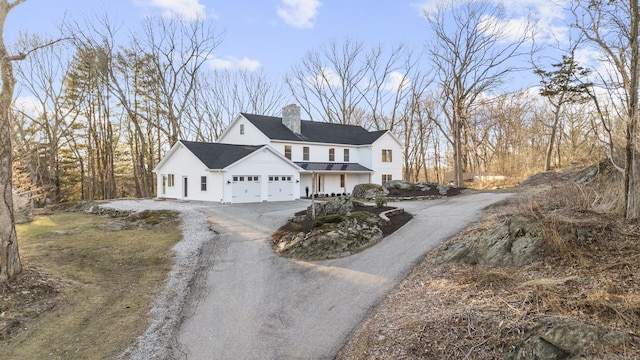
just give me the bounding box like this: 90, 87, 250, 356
268, 175, 294, 201
154, 141, 301, 204
231, 175, 262, 203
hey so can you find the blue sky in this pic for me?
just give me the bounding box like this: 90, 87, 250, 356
5, 0, 574, 84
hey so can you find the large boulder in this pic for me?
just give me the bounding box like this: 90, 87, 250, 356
352, 183, 388, 200
509, 318, 634, 359
306, 196, 355, 218
384, 180, 411, 190
432, 216, 548, 266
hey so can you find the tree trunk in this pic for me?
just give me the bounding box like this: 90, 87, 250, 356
545, 109, 561, 171
0, 0, 25, 282
624, 0, 639, 220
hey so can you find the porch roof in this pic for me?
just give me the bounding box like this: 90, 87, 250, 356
294, 162, 373, 173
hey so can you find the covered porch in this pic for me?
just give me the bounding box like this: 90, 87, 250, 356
295, 162, 372, 198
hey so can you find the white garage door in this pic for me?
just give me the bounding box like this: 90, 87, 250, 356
232, 175, 261, 203
268, 175, 294, 202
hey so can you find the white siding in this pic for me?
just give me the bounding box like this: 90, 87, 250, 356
272, 141, 362, 163
154, 144, 224, 202
370, 132, 403, 185
217, 116, 270, 145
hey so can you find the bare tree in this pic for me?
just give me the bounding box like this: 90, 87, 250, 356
190, 69, 288, 141
140, 16, 222, 145
570, 0, 639, 219
425, 0, 533, 187
13, 34, 77, 203
0, 0, 26, 282
286, 38, 368, 124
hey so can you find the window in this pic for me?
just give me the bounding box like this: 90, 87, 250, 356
329, 148, 335, 161
382, 149, 393, 162
340, 174, 345, 188
240, 124, 245, 135
201, 176, 207, 191
303, 146, 309, 161
382, 174, 392, 185
284, 145, 292, 160
233, 176, 238, 182
168, 174, 175, 187
343, 149, 350, 162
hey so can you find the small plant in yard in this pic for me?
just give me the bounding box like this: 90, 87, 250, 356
374, 196, 387, 208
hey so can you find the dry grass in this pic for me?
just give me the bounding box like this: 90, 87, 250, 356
338, 164, 640, 359
0, 210, 181, 359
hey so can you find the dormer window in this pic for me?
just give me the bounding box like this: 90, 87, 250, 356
240, 124, 245, 135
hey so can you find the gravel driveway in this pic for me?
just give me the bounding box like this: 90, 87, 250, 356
103, 193, 511, 359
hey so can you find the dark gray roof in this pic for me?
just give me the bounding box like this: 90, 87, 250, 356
241, 113, 387, 145
180, 141, 262, 169
294, 162, 373, 172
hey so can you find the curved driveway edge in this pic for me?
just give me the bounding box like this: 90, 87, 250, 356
175, 192, 512, 359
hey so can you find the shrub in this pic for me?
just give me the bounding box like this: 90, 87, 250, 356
374, 196, 387, 208
313, 214, 345, 227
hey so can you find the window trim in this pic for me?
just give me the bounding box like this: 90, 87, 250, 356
240, 124, 245, 135
382, 174, 392, 185
303, 146, 309, 161
329, 147, 335, 162
344, 148, 350, 162
201, 176, 207, 191
382, 149, 393, 162
284, 145, 292, 160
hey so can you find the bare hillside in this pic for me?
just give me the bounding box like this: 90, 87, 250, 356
338, 163, 640, 359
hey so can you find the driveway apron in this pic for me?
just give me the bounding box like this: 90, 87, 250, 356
176, 192, 511, 359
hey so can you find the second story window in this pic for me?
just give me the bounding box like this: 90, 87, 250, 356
303, 146, 309, 161
285, 145, 292, 160
344, 149, 350, 162
240, 124, 245, 135
382, 149, 392, 162
329, 148, 335, 161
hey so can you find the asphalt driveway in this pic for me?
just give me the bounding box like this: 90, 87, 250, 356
173, 192, 511, 359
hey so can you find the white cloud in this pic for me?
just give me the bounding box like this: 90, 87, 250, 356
14, 96, 41, 118
381, 71, 411, 92
303, 67, 341, 89
277, 0, 322, 29
134, 0, 206, 20
416, 0, 569, 44
208, 56, 261, 71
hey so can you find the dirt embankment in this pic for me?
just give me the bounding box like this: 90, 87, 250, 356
338, 163, 640, 359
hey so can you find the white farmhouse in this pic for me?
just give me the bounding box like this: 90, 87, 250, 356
153, 104, 403, 203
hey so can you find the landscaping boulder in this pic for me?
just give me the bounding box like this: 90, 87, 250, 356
384, 180, 410, 190
352, 183, 388, 200
307, 196, 355, 218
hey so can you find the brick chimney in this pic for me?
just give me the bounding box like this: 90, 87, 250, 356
282, 104, 301, 134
